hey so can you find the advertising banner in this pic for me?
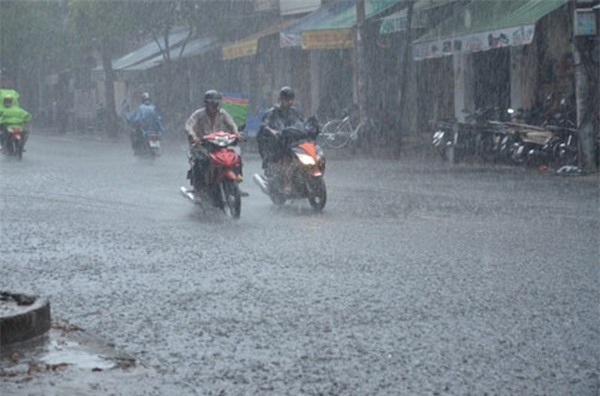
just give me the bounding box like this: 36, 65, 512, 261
414, 24, 536, 60
301, 28, 353, 50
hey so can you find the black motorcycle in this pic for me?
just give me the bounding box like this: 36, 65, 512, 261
253, 117, 326, 211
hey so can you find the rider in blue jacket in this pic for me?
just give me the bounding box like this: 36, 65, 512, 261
127, 92, 165, 155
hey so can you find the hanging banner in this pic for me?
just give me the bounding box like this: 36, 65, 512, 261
414, 24, 536, 60
301, 28, 353, 50
222, 39, 259, 60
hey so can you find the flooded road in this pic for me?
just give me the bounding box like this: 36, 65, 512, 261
1, 132, 598, 395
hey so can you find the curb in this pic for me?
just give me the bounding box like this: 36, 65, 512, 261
1, 292, 51, 346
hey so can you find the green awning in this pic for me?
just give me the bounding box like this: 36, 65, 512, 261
281, 0, 403, 49
303, 0, 402, 32
413, 0, 569, 60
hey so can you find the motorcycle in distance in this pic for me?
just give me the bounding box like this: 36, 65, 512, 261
1, 125, 27, 160
253, 116, 327, 212
133, 128, 161, 158
141, 132, 161, 158
180, 131, 243, 219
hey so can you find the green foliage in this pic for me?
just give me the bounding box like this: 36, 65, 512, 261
68, 0, 138, 53
0, 1, 70, 81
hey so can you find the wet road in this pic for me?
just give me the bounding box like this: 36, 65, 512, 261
1, 132, 598, 395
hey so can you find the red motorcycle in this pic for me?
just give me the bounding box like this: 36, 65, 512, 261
2, 125, 27, 160
180, 131, 243, 218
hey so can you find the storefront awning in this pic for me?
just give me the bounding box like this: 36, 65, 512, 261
413, 0, 569, 60
222, 18, 300, 61
379, 0, 455, 35
281, 0, 403, 50
124, 37, 217, 71
104, 29, 191, 71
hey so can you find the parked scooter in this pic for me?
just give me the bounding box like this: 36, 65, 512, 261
504, 121, 555, 166
432, 107, 499, 164
180, 131, 243, 219
431, 119, 459, 163
547, 125, 579, 167
253, 117, 326, 211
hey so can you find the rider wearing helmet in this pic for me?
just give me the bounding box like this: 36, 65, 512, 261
0, 94, 31, 152
126, 92, 165, 155
185, 89, 246, 196
257, 86, 304, 174
185, 90, 238, 145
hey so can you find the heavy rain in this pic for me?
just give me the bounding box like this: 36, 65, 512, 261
1, 1, 599, 395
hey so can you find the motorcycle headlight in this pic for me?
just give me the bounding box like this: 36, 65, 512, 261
296, 152, 316, 165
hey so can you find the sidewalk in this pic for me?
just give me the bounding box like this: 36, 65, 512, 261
1, 317, 159, 396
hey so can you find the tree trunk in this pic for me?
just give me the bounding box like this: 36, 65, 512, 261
101, 46, 118, 137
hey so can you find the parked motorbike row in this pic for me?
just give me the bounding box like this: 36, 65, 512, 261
432, 105, 583, 169
180, 116, 327, 219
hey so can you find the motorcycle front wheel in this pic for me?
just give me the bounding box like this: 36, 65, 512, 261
307, 177, 326, 211
220, 179, 241, 219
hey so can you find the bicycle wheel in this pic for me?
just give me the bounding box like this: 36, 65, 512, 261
320, 119, 351, 149
358, 118, 383, 140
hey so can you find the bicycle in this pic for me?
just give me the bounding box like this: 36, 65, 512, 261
319, 114, 380, 149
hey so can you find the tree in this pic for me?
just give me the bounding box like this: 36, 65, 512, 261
68, 0, 138, 136
135, 0, 256, 112
0, 1, 71, 110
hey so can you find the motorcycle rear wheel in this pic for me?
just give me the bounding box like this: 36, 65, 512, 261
9, 140, 23, 160
16, 143, 22, 160
149, 147, 160, 159
221, 179, 241, 219
307, 177, 326, 211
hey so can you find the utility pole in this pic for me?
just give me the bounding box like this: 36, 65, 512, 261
355, 0, 367, 124
571, 1, 599, 172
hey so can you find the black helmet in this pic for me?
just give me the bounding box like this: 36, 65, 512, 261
204, 89, 222, 105
279, 86, 295, 100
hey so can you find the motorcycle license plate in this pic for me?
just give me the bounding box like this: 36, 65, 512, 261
149, 140, 160, 148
